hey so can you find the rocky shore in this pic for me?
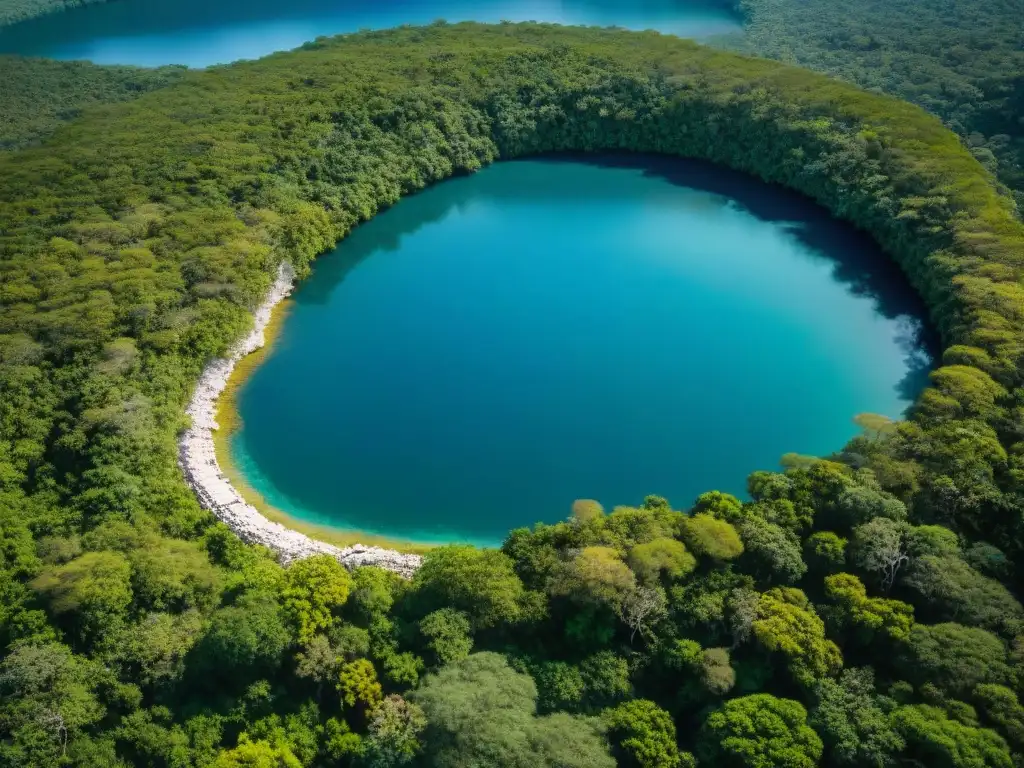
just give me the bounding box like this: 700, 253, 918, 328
177, 262, 424, 579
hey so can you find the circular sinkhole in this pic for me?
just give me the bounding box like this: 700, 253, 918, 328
228, 155, 934, 545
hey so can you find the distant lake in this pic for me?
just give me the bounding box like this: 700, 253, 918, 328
0, 0, 741, 67
229, 156, 934, 545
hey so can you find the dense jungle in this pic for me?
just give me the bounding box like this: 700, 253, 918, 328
0, 5, 1022, 768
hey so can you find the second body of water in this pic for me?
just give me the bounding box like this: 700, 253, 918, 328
229, 156, 933, 545
0, 0, 741, 67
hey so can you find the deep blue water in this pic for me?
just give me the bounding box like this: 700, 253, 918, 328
0, 0, 741, 67
230, 156, 933, 545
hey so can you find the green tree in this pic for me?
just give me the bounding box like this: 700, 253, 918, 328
899, 623, 1010, 697
531, 660, 585, 713
324, 718, 364, 762
419, 609, 473, 666
905, 526, 960, 558
824, 573, 914, 644
671, 570, 751, 646
902, 555, 1024, 636
551, 546, 637, 610
378, 650, 424, 689
892, 704, 1012, 768
30, 551, 133, 643
193, 592, 290, 683
804, 532, 847, 575
128, 539, 222, 612
114, 707, 193, 768
692, 491, 744, 523
920, 366, 1008, 423
572, 499, 605, 525
753, 588, 843, 687
810, 667, 904, 767
680, 514, 744, 563
281, 554, 352, 644
974, 684, 1024, 753
619, 585, 668, 643
105, 609, 204, 688
700, 647, 737, 696
349, 566, 404, 623
727, 587, 761, 648
294, 634, 340, 701
834, 485, 907, 528
580, 651, 633, 710
698, 694, 823, 768
337, 659, 383, 711
746, 472, 795, 505
737, 518, 806, 585
413, 546, 524, 630
329, 623, 370, 661
0, 643, 105, 766
527, 713, 616, 768
603, 699, 681, 768
409, 652, 613, 767
628, 538, 696, 584
964, 543, 1012, 581
849, 518, 908, 592
211, 735, 302, 768
364, 695, 426, 767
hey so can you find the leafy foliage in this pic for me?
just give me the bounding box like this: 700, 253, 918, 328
809, 668, 903, 768
603, 699, 681, 768
0, 56, 186, 150
409, 652, 615, 767
697, 693, 824, 768
726, 0, 1024, 211
891, 704, 1013, 768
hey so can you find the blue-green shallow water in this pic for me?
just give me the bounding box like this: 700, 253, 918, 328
0, 0, 741, 67
230, 156, 934, 545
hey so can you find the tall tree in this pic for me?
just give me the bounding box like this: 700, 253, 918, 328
698, 694, 823, 768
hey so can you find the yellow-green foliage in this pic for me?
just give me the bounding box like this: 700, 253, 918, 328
571, 499, 605, 524
628, 538, 696, 584
823, 572, 914, 642
552, 546, 637, 608
281, 554, 352, 644
681, 515, 744, 563
337, 658, 383, 710
753, 588, 843, 687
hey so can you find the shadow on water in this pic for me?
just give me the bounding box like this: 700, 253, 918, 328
299, 151, 937, 405
555, 153, 939, 404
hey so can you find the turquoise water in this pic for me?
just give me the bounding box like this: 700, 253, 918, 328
0, 0, 740, 67
230, 156, 933, 545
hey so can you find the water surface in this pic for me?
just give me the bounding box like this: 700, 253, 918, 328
230, 155, 933, 545
0, 0, 741, 67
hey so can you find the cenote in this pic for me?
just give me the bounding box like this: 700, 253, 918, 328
229, 155, 934, 546
0, 0, 741, 67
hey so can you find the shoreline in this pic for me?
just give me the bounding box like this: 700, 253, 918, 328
177, 262, 424, 578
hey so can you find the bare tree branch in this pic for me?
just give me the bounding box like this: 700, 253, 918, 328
619, 586, 667, 644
